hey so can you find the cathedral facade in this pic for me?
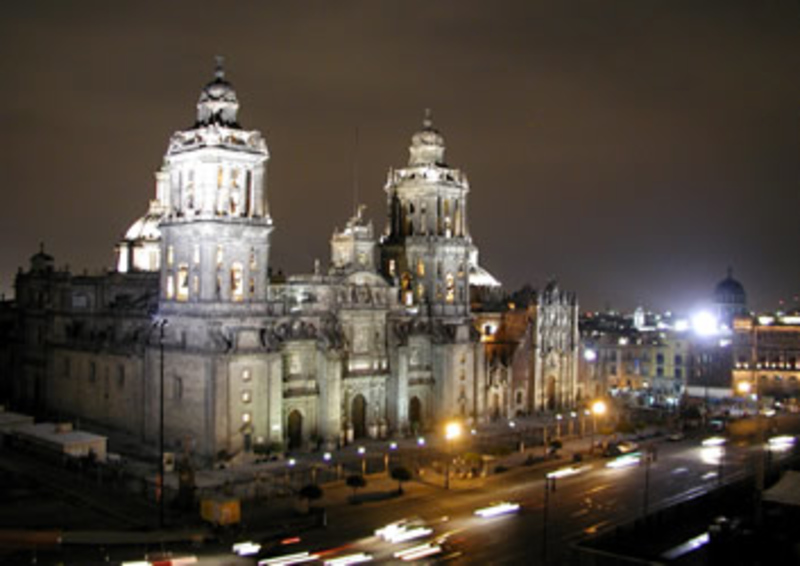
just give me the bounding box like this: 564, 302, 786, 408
8, 63, 580, 463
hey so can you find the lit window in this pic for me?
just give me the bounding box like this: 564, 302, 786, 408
217, 166, 224, 189
167, 245, 174, 267
242, 390, 252, 404
193, 245, 200, 265
192, 275, 199, 295
166, 274, 175, 299
231, 262, 244, 301
417, 259, 425, 277
242, 412, 251, 424
216, 245, 224, 267
388, 259, 396, 277
242, 369, 251, 382
417, 283, 425, 300
445, 273, 455, 303
177, 265, 189, 301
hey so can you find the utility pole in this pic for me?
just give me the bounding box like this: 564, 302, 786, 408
752, 323, 764, 526
157, 319, 168, 529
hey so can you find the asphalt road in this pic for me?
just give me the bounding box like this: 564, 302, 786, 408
5, 414, 799, 565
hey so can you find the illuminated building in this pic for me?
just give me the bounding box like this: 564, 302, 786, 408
6, 61, 579, 463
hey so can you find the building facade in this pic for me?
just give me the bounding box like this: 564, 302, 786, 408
7, 63, 581, 463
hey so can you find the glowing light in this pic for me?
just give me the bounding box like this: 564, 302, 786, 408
606, 453, 641, 469
674, 319, 690, 332
692, 311, 719, 337
394, 543, 442, 561
702, 437, 726, 447
259, 551, 318, 565
509, 420, 516, 428
288, 458, 296, 467
591, 400, 607, 416
417, 436, 426, 446
474, 501, 521, 518
547, 465, 586, 479
583, 349, 597, 362
323, 452, 332, 462
445, 421, 462, 441
700, 446, 723, 465
736, 381, 751, 395
357, 446, 366, 455
768, 435, 796, 452
324, 553, 374, 565
389, 442, 398, 450
234, 541, 262, 556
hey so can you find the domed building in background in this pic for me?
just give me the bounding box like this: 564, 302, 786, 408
713, 268, 747, 329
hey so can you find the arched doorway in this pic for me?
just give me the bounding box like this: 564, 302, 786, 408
287, 410, 303, 450
409, 396, 423, 433
352, 394, 367, 439
546, 376, 557, 411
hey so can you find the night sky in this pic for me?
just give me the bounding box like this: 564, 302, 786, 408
1, 1, 798, 313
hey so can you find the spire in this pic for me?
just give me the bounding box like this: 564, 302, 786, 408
214, 55, 225, 80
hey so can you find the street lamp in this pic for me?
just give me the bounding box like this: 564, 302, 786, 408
591, 400, 607, 453
358, 446, 366, 475
444, 421, 462, 490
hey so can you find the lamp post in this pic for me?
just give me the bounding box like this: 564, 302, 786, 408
542, 474, 556, 563
642, 449, 653, 518
358, 446, 366, 475
590, 400, 607, 454
155, 318, 168, 530
444, 421, 462, 490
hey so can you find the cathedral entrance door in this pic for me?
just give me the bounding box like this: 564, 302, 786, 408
352, 394, 367, 439
409, 396, 422, 433
288, 410, 303, 450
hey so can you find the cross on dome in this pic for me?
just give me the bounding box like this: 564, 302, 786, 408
422, 108, 433, 129
214, 55, 225, 80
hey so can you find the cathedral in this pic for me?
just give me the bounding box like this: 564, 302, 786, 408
8, 62, 580, 464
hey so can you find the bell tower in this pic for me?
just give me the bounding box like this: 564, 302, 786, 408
157, 58, 273, 313
380, 110, 473, 318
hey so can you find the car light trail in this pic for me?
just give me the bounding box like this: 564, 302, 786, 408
474, 501, 521, 517
606, 453, 641, 469
324, 552, 374, 565
233, 541, 261, 556
393, 543, 442, 561
259, 551, 319, 565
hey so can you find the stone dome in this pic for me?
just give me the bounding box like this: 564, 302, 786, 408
714, 268, 746, 305
195, 56, 240, 128
124, 207, 162, 242
408, 108, 446, 166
